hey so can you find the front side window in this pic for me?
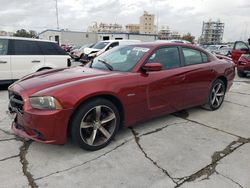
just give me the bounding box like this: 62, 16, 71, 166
183, 48, 203, 65
13, 40, 42, 55
91, 46, 150, 72
146, 47, 181, 69
0, 39, 8, 55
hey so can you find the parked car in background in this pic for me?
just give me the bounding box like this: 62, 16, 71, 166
237, 54, 250, 77
60, 44, 73, 52
214, 46, 232, 56
70, 43, 95, 60
231, 41, 250, 77
82, 40, 141, 63
206, 45, 229, 53
0, 36, 71, 85
8, 42, 235, 150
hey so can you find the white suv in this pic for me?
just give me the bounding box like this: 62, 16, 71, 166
0, 36, 70, 85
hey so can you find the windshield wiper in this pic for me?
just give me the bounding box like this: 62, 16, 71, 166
98, 59, 113, 71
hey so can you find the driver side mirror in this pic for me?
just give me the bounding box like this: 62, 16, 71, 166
142, 63, 162, 72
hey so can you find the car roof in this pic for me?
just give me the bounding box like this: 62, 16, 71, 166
127, 41, 197, 48
0, 36, 56, 43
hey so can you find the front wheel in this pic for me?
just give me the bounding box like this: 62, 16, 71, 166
203, 79, 226, 111
70, 98, 120, 151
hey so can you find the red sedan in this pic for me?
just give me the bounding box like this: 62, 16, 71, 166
8, 43, 235, 150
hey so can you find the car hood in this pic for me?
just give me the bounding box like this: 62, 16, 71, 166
13, 67, 112, 94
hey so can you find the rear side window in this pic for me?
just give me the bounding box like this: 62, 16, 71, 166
13, 40, 42, 55
183, 48, 204, 65
201, 52, 208, 62
38, 42, 66, 55
0, 39, 8, 55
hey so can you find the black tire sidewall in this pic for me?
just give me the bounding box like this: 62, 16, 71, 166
70, 98, 120, 151
208, 79, 226, 110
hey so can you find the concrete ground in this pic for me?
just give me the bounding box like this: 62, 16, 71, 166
0, 75, 250, 188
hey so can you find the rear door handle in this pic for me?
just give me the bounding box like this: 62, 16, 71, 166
0, 61, 7, 64
31, 60, 41, 63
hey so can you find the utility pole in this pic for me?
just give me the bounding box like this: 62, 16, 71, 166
55, 0, 59, 30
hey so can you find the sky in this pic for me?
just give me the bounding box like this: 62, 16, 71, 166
0, 0, 250, 42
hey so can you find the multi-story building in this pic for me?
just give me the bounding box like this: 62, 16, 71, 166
170, 31, 181, 39
0, 30, 14, 36
200, 19, 225, 44
158, 26, 171, 40
125, 24, 140, 34
139, 11, 155, 34
87, 22, 124, 33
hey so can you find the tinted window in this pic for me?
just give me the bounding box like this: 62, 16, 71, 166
147, 47, 181, 69
92, 41, 110, 49
0, 39, 8, 55
38, 42, 66, 55
183, 48, 203, 65
13, 40, 42, 55
201, 52, 208, 62
108, 42, 119, 49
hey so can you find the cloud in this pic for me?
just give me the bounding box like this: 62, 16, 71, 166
0, 0, 249, 41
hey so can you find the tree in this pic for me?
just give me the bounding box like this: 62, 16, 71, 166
13, 29, 37, 38
182, 33, 195, 43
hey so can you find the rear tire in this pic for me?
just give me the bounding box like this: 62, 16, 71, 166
203, 79, 226, 111
70, 98, 120, 151
237, 70, 246, 78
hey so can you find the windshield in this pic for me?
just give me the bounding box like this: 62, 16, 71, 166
92, 41, 110, 49
91, 45, 150, 72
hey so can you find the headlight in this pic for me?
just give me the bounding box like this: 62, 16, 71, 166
29, 96, 63, 110
88, 52, 97, 57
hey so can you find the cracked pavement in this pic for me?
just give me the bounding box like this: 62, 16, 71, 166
0, 75, 250, 188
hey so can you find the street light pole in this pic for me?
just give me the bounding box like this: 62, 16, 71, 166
55, 0, 59, 30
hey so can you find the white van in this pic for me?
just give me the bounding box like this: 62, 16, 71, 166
82, 40, 141, 62
0, 36, 71, 85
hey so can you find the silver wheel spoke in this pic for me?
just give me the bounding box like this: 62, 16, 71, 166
99, 126, 111, 139
101, 113, 115, 125
215, 97, 219, 105
80, 121, 92, 129
216, 92, 224, 97
95, 106, 101, 121
87, 129, 97, 145
215, 84, 222, 94
212, 95, 216, 105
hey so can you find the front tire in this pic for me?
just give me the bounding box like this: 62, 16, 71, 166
70, 98, 120, 151
203, 79, 226, 111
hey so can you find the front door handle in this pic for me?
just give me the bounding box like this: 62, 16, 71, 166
31, 60, 41, 63
0, 61, 7, 64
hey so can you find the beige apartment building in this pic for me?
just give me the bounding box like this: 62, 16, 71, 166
139, 11, 155, 34
125, 24, 140, 33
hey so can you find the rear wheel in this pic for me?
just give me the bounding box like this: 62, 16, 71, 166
70, 98, 120, 151
237, 69, 246, 78
203, 79, 226, 111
